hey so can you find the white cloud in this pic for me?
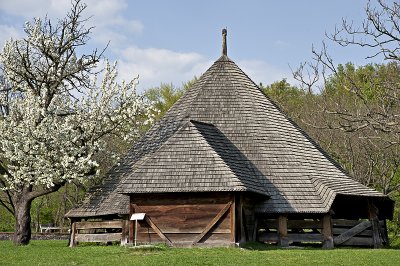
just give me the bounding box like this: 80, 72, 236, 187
0, 0, 70, 19
83, 0, 143, 44
274, 40, 290, 47
115, 46, 293, 92
116, 46, 212, 91
0, 0, 143, 48
0, 25, 22, 48
0, 0, 126, 19
238, 59, 295, 86
90, 17, 143, 47
0, 1, 292, 91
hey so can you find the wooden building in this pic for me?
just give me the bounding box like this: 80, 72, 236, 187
66, 29, 393, 248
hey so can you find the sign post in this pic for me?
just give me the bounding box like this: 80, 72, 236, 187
130, 213, 146, 246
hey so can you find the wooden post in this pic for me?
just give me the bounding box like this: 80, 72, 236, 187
368, 200, 383, 249
252, 217, 259, 242
322, 213, 334, 249
134, 220, 138, 246
230, 195, 236, 243
381, 220, 389, 245
371, 217, 383, 248
121, 219, 129, 246
129, 203, 134, 244
278, 215, 288, 247
69, 220, 77, 247
239, 194, 246, 243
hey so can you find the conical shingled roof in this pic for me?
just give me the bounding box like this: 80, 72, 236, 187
117, 54, 387, 214
66, 32, 390, 218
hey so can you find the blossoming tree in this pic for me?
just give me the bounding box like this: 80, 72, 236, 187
0, 0, 154, 245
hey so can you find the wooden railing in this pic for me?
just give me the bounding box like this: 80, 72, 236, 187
258, 218, 324, 244
332, 219, 386, 247
257, 217, 386, 248
69, 220, 129, 247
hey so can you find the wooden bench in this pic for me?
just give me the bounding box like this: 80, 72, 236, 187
40, 224, 69, 233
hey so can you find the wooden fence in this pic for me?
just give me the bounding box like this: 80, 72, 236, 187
69, 220, 129, 247
257, 217, 386, 248
258, 218, 324, 245
332, 219, 387, 247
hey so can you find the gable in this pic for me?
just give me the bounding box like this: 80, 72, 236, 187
118, 120, 268, 196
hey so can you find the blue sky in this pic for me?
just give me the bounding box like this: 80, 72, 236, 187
0, 0, 384, 91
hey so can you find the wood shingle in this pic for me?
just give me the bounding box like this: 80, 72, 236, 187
66, 37, 392, 219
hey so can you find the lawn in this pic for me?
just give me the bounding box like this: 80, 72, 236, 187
1, 240, 400, 266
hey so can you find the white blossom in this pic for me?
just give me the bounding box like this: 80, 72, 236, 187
0, 7, 155, 192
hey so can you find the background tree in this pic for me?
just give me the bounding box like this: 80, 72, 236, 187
144, 78, 197, 121
292, 0, 400, 240
0, 0, 154, 245
293, 0, 400, 140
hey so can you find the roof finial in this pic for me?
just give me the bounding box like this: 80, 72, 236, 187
222, 28, 227, 56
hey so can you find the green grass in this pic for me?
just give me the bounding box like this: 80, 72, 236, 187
1, 240, 400, 266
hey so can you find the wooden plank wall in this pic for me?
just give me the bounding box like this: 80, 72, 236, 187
130, 193, 234, 246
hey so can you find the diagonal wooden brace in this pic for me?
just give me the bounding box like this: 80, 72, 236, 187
132, 204, 172, 246
333, 220, 372, 245
192, 201, 232, 245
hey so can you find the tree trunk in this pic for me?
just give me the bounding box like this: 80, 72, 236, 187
14, 196, 33, 245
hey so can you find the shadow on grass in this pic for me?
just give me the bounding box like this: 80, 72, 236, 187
239, 242, 282, 251
240, 241, 400, 251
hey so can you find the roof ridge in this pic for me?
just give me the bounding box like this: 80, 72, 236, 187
185, 61, 224, 119
258, 89, 352, 178
309, 176, 335, 211
189, 122, 247, 187
189, 119, 214, 126
192, 122, 268, 195
119, 120, 192, 179
117, 120, 267, 195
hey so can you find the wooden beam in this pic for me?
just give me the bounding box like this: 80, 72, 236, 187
258, 232, 279, 242
278, 215, 288, 247
370, 218, 383, 249
129, 203, 134, 244
259, 231, 324, 244
322, 214, 334, 249
136, 228, 231, 234
75, 221, 122, 230
368, 201, 383, 248
333, 220, 371, 245
230, 195, 236, 242
192, 201, 232, 245
259, 219, 323, 229
145, 215, 173, 246
380, 220, 389, 245
121, 219, 129, 246
75, 233, 121, 243
252, 217, 259, 242
289, 233, 324, 242
333, 227, 373, 237
133, 204, 172, 246
340, 236, 373, 246
239, 195, 246, 243
332, 219, 364, 227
